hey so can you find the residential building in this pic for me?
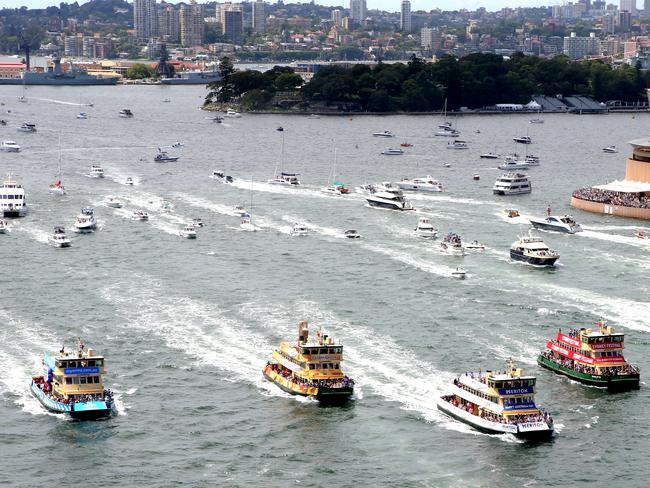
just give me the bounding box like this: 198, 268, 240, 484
350, 0, 366, 23
331, 9, 342, 27
420, 27, 441, 50
252, 1, 266, 34
159, 4, 180, 43
223, 6, 243, 44
620, 0, 636, 15
563, 32, 599, 60
619, 10, 632, 31
400, 0, 411, 32
134, 0, 158, 40
180, 0, 204, 47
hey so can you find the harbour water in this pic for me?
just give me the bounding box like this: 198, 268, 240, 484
1, 85, 649, 487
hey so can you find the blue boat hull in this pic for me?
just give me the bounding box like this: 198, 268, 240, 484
510, 249, 558, 266
31, 381, 113, 420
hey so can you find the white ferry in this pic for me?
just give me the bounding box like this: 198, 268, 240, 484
492, 173, 531, 195
438, 359, 554, 440
0, 175, 28, 217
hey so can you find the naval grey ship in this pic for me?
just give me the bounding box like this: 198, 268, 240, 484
0, 54, 118, 86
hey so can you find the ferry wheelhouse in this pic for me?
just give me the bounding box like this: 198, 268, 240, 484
438, 359, 554, 440
538, 322, 640, 390
30, 340, 115, 420
263, 320, 354, 404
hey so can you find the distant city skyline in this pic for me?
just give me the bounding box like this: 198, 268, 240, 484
2, 0, 627, 14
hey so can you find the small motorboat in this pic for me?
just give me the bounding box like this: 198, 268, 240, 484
381, 147, 404, 155
504, 208, 520, 218
321, 183, 349, 195
440, 233, 466, 256
131, 210, 149, 221
125, 177, 134, 185
232, 205, 248, 217
529, 215, 582, 234
154, 150, 179, 162
513, 136, 532, 144
447, 140, 469, 150
277, 126, 284, 132
89, 164, 105, 178
435, 127, 460, 137
192, 218, 205, 228
162, 98, 171, 103
212, 171, 234, 183
479, 152, 499, 159
443, 163, 451, 167
498, 157, 531, 170
172, 142, 184, 148
179, 223, 197, 239
635, 229, 646, 239
224, 109, 241, 118
48, 226, 71, 248
400, 142, 413, 147
344, 229, 361, 239
240, 213, 256, 232
0, 219, 8, 234
74, 207, 97, 233
603, 145, 618, 153
529, 117, 544, 124
0, 140, 20, 152
17, 122, 36, 133
207, 115, 224, 123
473, 174, 480, 181
451, 267, 467, 279
106, 197, 123, 208
372, 130, 394, 138
77, 112, 88, 119
308, 114, 320, 119
119, 109, 134, 118
464, 240, 486, 251
414, 217, 438, 239
290, 223, 309, 237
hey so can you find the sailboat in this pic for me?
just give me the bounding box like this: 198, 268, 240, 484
435, 99, 460, 137
268, 129, 300, 185
17, 77, 27, 103
321, 147, 349, 195
240, 178, 256, 232
49, 134, 66, 195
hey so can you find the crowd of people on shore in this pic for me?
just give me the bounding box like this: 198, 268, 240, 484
573, 187, 650, 209
266, 363, 355, 389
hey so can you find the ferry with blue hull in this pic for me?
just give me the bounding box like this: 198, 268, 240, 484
263, 320, 354, 404
30, 340, 115, 420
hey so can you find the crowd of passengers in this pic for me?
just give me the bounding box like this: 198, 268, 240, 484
441, 395, 552, 425
541, 351, 639, 376
266, 363, 354, 389
573, 187, 650, 209
33, 376, 112, 404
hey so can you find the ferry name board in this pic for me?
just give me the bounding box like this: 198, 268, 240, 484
591, 342, 623, 350
548, 342, 625, 365
498, 386, 534, 395
63, 367, 100, 375
307, 355, 341, 361
557, 333, 581, 348
73, 400, 107, 411
517, 422, 548, 432
503, 401, 536, 411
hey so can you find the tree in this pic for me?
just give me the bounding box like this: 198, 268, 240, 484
126, 63, 155, 79
205, 56, 236, 104
241, 89, 273, 110
275, 72, 303, 91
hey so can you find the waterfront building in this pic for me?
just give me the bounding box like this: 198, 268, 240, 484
331, 9, 342, 27
420, 27, 441, 50
223, 5, 243, 45
620, 0, 636, 15
400, 0, 411, 32
159, 4, 180, 43
134, 0, 158, 40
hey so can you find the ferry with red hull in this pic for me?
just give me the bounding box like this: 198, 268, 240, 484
538, 322, 640, 390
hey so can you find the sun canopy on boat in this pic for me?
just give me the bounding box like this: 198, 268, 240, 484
592, 180, 650, 193
281, 172, 299, 176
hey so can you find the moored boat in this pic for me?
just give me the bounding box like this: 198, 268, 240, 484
513, 135, 532, 144
263, 320, 354, 404
372, 130, 394, 137
30, 339, 115, 419
538, 322, 640, 390
17, 122, 36, 133
437, 359, 554, 440
395, 176, 444, 192
119, 109, 133, 118
381, 147, 404, 155
446, 140, 469, 150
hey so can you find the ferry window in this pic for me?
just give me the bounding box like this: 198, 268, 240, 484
322, 364, 329, 369
65, 378, 72, 384
319, 348, 327, 354
87, 360, 95, 366
80, 377, 87, 384
93, 376, 100, 383
309, 364, 315, 370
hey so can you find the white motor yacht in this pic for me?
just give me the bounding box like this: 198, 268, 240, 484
479, 152, 499, 159
154, 150, 179, 162
131, 210, 149, 221
372, 130, 394, 137
498, 157, 531, 170
344, 229, 361, 239
451, 267, 467, 279
224, 109, 241, 118
603, 145, 618, 153
440, 233, 466, 256
435, 128, 460, 137
381, 148, 404, 155
447, 140, 469, 150
1, 140, 20, 152
0, 219, 8, 233
89, 164, 105, 178
125, 177, 134, 185
17, 122, 36, 133
74, 207, 97, 232
513, 135, 532, 144
290, 223, 309, 236
529, 117, 544, 124
106, 197, 123, 208
510, 233, 559, 266
529, 215, 582, 234
464, 240, 486, 251
119, 109, 134, 118
0, 175, 28, 217
268, 172, 300, 186
366, 187, 414, 211
179, 223, 197, 239
493, 173, 531, 195
240, 213, 256, 232
414, 217, 438, 238
395, 176, 444, 192
48, 226, 71, 248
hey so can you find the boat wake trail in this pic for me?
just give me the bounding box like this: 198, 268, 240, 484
172, 193, 241, 217
14, 224, 50, 245
281, 215, 347, 239
363, 243, 461, 278
577, 230, 650, 249
27, 97, 87, 106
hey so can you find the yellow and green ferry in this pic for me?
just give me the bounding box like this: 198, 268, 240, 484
437, 359, 554, 440
538, 322, 640, 390
263, 320, 354, 404
30, 340, 115, 420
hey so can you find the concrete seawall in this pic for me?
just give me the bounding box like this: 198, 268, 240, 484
571, 197, 650, 220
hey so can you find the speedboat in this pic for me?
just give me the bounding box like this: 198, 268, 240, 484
513, 135, 532, 144
529, 117, 544, 124
504, 208, 520, 218
74, 207, 97, 233
290, 223, 309, 236
207, 115, 223, 123
17, 122, 36, 133
372, 130, 394, 137
440, 233, 466, 256
211, 171, 234, 183
400, 142, 413, 147
493, 173, 531, 195
179, 223, 197, 239
89, 164, 105, 178
321, 183, 349, 195
192, 218, 205, 228
232, 205, 248, 217
154, 151, 179, 162
395, 176, 444, 192
268, 172, 300, 186
529, 215, 582, 234
636, 229, 646, 239
366, 187, 414, 211
603, 145, 618, 153
447, 140, 468, 150
510, 232, 559, 266
77, 112, 88, 119
131, 210, 149, 221
125, 177, 134, 185
119, 109, 134, 118
0, 219, 8, 233
381, 148, 404, 155
106, 197, 123, 208
435, 128, 460, 137
0, 140, 20, 152
224, 109, 241, 118
240, 213, 256, 232
480, 152, 499, 159
48, 226, 71, 248
451, 267, 467, 279
464, 240, 486, 251
473, 174, 480, 181
414, 217, 438, 238
344, 229, 361, 239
